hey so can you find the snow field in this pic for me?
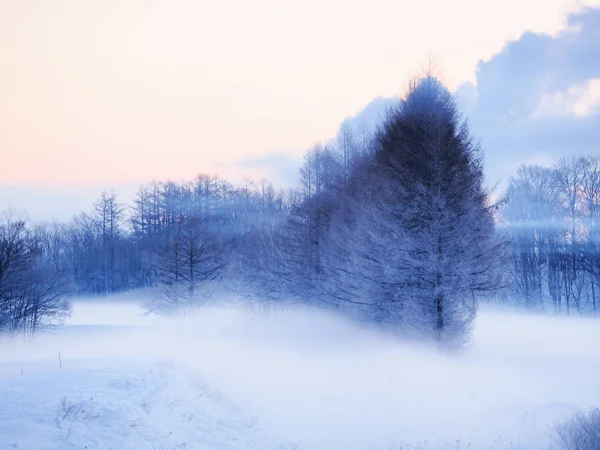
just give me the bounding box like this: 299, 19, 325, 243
0, 298, 599, 449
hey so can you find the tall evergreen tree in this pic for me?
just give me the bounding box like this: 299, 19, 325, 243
359, 76, 501, 345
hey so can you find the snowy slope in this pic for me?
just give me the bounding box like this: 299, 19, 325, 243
1, 297, 599, 449
0, 298, 293, 450
0, 358, 290, 450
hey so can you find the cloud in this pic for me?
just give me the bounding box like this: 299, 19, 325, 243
339, 97, 402, 135
533, 78, 600, 118
457, 7, 600, 191
454, 82, 479, 116
223, 153, 303, 188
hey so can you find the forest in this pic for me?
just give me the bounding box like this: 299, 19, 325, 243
1, 76, 599, 343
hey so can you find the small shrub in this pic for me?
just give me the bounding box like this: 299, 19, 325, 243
555, 408, 600, 450
56, 396, 97, 424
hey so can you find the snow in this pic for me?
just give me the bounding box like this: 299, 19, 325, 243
0, 360, 282, 450
1, 296, 599, 449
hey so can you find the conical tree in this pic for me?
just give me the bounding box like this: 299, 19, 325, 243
366, 76, 501, 346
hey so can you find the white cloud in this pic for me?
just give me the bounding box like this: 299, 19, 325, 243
533, 78, 600, 118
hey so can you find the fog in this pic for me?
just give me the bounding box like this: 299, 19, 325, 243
1, 294, 599, 449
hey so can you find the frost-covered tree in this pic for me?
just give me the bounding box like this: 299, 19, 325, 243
357, 76, 501, 345
581, 157, 600, 315
283, 144, 343, 297
502, 165, 563, 310
337, 123, 357, 182
153, 218, 224, 312
93, 190, 125, 293
0, 214, 71, 334
501, 157, 600, 315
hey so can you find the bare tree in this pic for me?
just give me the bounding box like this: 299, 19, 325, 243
0, 213, 71, 335
153, 218, 224, 312
555, 157, 588, 313
502, 165, 564, 311
337, 122, 357, 182
93, 191, 125, 294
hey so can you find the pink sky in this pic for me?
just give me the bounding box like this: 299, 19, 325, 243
1, 0, 599, 186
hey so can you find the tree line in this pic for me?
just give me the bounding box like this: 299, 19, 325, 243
501, 156, 600, 315
1, 75, 595, 343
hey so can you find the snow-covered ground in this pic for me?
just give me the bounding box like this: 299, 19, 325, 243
1, 294, 599, 449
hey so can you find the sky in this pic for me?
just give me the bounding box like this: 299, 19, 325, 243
1, 0, 600, 220
457, 6, 600, 190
